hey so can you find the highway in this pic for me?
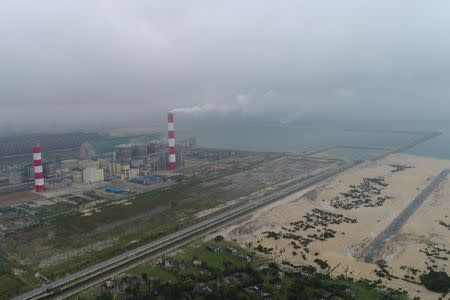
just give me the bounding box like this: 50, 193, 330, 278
363, 168, 450, 263
14, 161, 359, 300
14, 131, 441, 299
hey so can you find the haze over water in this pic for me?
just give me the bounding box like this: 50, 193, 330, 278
176, 120, 450, 160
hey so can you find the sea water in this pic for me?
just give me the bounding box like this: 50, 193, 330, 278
176, 120, 450, 160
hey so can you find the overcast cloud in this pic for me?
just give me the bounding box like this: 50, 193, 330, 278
1, 0, 450, 129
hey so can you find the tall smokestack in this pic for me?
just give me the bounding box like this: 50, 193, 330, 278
167, 112, 176, 170
32, 145, 44, 192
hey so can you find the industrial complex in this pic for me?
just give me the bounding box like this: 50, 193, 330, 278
0, 113, 187, 196
0, 118, 446, 300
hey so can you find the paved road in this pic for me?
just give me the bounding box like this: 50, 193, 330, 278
14, 161, 358, 300
363, 168, 450, 263
13, 131, 441, 299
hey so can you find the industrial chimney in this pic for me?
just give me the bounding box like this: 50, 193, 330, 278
32, 145, 44, 192
167, 112, 176, 170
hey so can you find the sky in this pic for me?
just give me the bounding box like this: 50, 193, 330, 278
1, 0, 450, 131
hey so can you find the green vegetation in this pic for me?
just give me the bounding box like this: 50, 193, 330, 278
330, 176, 389, 210
389, 164, 414, 173
0, 274, 25, 300
0, 251, 9, 275
1, 153, 282, 292
36, 203, 79, 222
420, 269, 450, 293
0, 254, 41, 300
313, 258, 329, 270
74, 239, 408, 300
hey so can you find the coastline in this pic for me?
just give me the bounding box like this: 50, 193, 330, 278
215, 153, 450, 299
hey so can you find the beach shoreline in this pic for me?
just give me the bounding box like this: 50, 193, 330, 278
212, 153, 450, 300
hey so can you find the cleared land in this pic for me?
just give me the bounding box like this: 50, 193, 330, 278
0, 152, 339, 298
0, 191, 44, 206
218, 153, 450, 300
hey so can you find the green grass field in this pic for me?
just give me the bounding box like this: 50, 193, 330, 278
0, 252, 41, 300
2, 161, 272, 281
0, 274, 25, 299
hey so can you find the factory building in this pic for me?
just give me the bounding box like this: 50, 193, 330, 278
79, 160, 99, 170
43, 161, 59, 177
24, 165, 35, 180
97, 158, 112, 170
147, 141, 163, 153
130, 159, 144, 168
79, 141, 97, 159
176, 150, 184, 167
114, 144, 132, 163
108, 162, 134, 179
129, 168, 139, 179
82, 167, 104, 184
147, 150, 184, 171
148, 152, 168, 171
179, 137, 197, 148
60, 159, 79, 170
72, 172, 83, 184
7, 169, 23, 184
114, 143, 157, 163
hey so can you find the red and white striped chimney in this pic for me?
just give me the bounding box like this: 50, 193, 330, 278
167, 112, 176, 170
32, 145, 44, 192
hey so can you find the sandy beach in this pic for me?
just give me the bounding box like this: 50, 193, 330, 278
213, 153, 450, 300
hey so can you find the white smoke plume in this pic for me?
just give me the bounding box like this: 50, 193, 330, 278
170, 103, 216, 114
170, 93, 252, 115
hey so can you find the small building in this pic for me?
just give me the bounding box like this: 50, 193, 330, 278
243, 286, 259, 296
192, 259, 202, 267
194, 282, 212, 295
104, 280, 115, 289
207, 246, 220, 253
226, 247, 237, 255
240, 254, 252, 263
161, 257, 174, 268
223, 272, 244, 286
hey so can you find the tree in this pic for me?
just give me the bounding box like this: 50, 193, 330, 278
141, 272, 148, 283
421, 270, 450, 293
96, 292, 114, 300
